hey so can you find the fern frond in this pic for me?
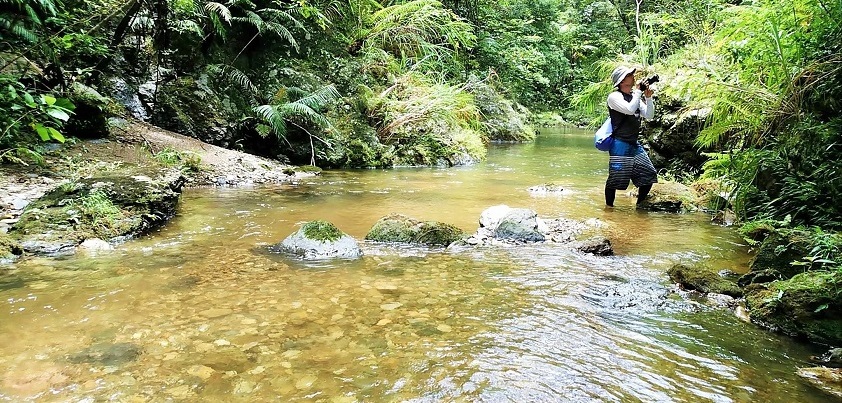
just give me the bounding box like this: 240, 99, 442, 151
204, 2, 231, 23
278, 102, 327, 126
10, 23, 36, 42
252, 104, 287, 138
233, 10, 262, 30
260, 8, 304, 29
208, 64, 259, 99
290, 85, 340, 110
172, 20, 203, 35
261, 21, 297, 49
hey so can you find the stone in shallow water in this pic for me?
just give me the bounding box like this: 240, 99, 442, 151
295, 374, 318, 390
380, 302, 402, 310
199, 308, 232, 318
68, 342, 143, 366
187, 365, 215, 380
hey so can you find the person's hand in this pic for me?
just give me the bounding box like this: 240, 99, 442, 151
644, 87, 654, 98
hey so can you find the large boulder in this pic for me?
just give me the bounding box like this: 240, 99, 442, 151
463, 205, 609, 253
9, 168, 185, 255
647, 107, 710, 170
667, 263, 742, 298
65, 82, 111, 139
365, 214, 465, 246
744, 271, 842, 345
489, 207, 545, 242
151, 75, 243, 148
274, 221, 362, 260
636, 181, 699, 213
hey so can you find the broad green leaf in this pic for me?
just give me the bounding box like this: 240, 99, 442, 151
54, 98, 76, 111
47, 108, 71, 121
32, 123, 50, 141
43, 94, 57, 105
47, 127, 65, 143
23, 92, 36, 107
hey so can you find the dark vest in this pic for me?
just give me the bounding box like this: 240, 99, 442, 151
608, 91, 641, 144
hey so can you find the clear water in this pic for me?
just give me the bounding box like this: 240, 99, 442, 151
0, 128, 831, 402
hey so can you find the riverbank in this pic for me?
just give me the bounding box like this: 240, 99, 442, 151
0, 119, 315, 244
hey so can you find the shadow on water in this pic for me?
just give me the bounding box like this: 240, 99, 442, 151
0, 127, 834, 402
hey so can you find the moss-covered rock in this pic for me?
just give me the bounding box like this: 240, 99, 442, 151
645, 95, 710, 171
744, 271, 842, 345
65, 82, 110, 139
748, 231, 811, 277
365, 214, 465, 246
9, 168, 185, 255
667, 263, 742, 297
637, 181, 699, 213
737, 231, 813, 287
0, 232, 23, 261
274, 221, 362, 260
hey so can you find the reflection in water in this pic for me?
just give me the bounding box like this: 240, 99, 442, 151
0, 128, 830, 401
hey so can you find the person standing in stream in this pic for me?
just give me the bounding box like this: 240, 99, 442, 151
604, 65, 657, 208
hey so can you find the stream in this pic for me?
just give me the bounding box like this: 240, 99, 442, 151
0, 127, 832, 402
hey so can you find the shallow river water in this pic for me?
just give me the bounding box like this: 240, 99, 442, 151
0, 128, 833, 402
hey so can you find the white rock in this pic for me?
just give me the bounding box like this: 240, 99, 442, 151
78, 238, 114, 252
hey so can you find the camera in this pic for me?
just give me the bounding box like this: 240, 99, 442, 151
638, 74, 660, 90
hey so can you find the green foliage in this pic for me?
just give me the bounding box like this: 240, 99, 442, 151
363, 0, 475, 70
154, 147, 202, 172
252, 84, 340, 141
0, 75, 75, 163
0, 0, 59, 43
362, 71, 486, 165
471, 0, 570, 109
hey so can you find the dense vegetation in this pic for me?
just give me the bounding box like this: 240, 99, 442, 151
2, 0, 841, 272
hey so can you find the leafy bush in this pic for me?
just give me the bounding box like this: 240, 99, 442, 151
0, 75, 75, 163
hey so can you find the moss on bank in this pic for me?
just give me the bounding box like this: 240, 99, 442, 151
9, 168, 185, 254
0, 233, 23, 260
745, 271, 842, 345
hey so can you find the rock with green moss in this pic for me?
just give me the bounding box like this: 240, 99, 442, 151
741, 232, 811, 282
365, 214, 465, 246
637, 181, 699, 213
667, 263, 742, 297
9, 168, 185, 255
744, 271, 842, 345
0, 232, 23, 262
275, 221, 362, 260
65, 82, 110, 138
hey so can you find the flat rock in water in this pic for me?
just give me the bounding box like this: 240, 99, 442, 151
797, 367, 842, 398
